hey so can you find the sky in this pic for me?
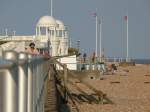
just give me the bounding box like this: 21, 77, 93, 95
0, 0, 150, 59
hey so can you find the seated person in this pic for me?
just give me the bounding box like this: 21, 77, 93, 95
109, 64, 117, 74
25, 42, 39, 55
111, 64, 117, 70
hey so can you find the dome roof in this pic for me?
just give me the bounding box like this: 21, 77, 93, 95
56, 20, 65, 29
37, 16, 57, 27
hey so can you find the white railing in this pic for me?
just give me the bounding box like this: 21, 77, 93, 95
0, 51, 50, 112
0, 36, 34, 41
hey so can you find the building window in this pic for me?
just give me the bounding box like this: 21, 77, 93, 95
40, 27, 46, 35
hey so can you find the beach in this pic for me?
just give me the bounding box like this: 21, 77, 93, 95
67, 64, 150, 112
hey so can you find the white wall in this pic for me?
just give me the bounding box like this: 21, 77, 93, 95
57, 55, 77, 70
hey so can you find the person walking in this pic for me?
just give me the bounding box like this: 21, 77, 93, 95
83, 53, 87, 63
92, 52, 96, 63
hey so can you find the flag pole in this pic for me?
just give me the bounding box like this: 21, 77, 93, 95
5, 28, 8, 36
126, 15, 129, 62
99, 17, 102, 62
51, 0, 53, 16
96, 14, 98, 57
69, 37, 72, 48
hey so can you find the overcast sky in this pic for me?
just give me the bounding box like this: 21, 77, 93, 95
0, 0, 150, 58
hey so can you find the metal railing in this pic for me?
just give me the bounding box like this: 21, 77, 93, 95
0, 51, 50, 112
76, 57, 132, 71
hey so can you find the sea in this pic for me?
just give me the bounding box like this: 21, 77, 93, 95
107, 58, 150, 64
132, 59, 150, 64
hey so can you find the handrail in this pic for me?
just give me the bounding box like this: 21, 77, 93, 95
0, 51, 51, 112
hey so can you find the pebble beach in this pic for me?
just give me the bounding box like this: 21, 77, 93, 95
67, 64, 150, 112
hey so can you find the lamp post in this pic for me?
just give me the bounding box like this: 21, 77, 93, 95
99, 17, 102, 62
47, 28, 51, 56
77, 40, 80, 53
13, 30, 16, 36
5, 28, 8, 36
77, 40, 81, 70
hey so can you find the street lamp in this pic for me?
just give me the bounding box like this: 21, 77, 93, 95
77, 40, 81, 70
77, 40, 80, 53
47, 28, 52, 56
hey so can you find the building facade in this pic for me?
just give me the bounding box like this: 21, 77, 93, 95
0, 16, 69, 56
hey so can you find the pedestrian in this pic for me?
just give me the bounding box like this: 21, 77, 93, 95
83, 53, 87, 63
92, 52, 95, 63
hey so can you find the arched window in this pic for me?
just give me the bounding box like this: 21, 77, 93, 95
40, 27, 46, 35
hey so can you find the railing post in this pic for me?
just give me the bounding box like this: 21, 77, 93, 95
64, 64, 68, 101
33, 56, 39, 112
64, 64, 68, 87
1, 51, 18, 112
36, 58, 42, 112
18, 52, 28, 112
27, 54, 34, 112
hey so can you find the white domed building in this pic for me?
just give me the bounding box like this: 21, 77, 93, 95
35, 16, 69, 56
0, 15, 69, 57
0, 15, 77, 70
